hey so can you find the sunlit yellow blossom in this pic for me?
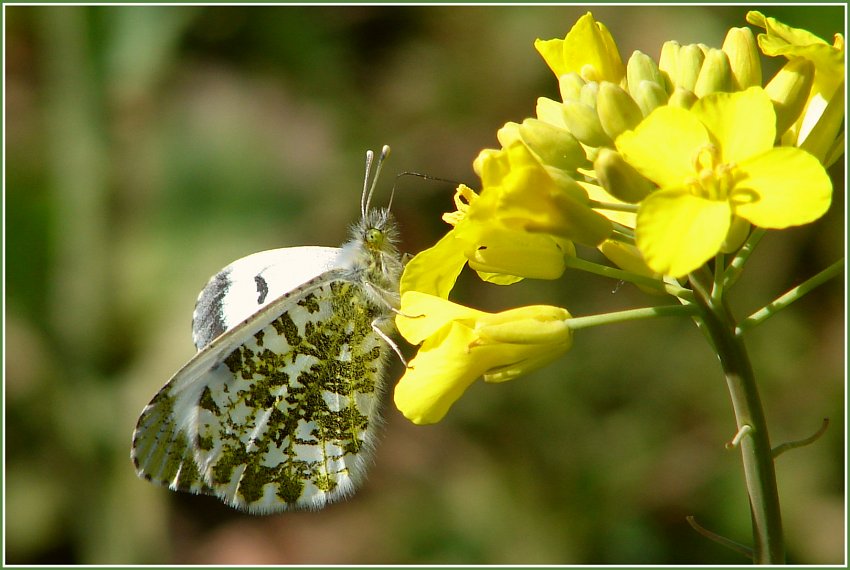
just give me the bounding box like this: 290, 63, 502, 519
616, 87, 832, 277
394, 292, 573, 424
400, 142, 615, 295
473, 141, 613, 245
398, 182, 576, 298
747, 11, 845, 162
534, 12, 625, 84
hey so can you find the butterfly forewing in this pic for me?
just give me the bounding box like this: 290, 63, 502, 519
192, 246, 344, 350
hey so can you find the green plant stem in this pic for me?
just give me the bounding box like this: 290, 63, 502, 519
686, 516, 754, 559
738, 259, 845, 333
723, 228, 766, 288
565, 256, 695, 302
692, 284, 785, 564
565, 304, 697, 330
772, 418, 830, 459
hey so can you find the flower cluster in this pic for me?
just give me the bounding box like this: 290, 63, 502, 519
393, 11, 842, 424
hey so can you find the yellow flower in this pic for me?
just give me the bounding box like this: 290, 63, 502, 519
472, 142, 612, 246
399, 143, 614, 298
616, 86, 832, 277
394, 292, 573, 424
747, 11, 845, 164
398, 185, 575, 299
534, 12, 625, 84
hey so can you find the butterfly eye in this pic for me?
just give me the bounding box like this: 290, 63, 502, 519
365, 228, 384, 247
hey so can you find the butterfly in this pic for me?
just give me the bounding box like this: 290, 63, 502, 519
131, 146, 404, 514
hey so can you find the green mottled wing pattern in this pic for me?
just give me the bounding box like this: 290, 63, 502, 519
132, 274, 390, 514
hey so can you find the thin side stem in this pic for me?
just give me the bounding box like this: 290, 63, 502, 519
686, 516, 754, 559
723, 228, 766, 288
565, 304, 697, 331
565, 256, 695, 302
738, 259, 845, 333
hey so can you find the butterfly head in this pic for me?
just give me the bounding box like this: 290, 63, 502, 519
357, 144, 401, 258
342, 145, 403, 291
352, 206, 401, 278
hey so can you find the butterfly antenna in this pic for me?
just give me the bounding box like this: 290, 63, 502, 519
396, 171, 463, 187
389, 171, 464, 212
364, 145, 391, 215
361, 149, 375, 219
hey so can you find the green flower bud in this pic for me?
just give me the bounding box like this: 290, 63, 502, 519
559, 72, 586, 102
580, 81, 600, 108
496, 121, 522, 147
594, 147, 655, 203
632, 79, 668, 116
597, 81, 643, 139
536, 97, 568, 129
518, 118, 586, 173
668, 86, 697, 109
693, 48, 733, 97
722, 26, 762, 89
658, 41, 680, 92
561, 100, 611, 147
677, 44, 705, 91
764, 58, 815, 137
627, 50, 667, 99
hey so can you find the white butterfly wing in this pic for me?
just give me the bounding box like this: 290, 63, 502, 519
132, 257, 391, 513
192, 246, 345, 349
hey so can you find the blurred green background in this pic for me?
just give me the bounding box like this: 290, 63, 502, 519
5, 5, 845, 565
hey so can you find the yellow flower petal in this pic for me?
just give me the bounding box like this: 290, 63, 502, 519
535, 12, 625, 83
534, 38, 568, 78
482, 349, 566, 384
691, 88, 775, 164
396, 291, 484, 345
393, 295, 573, 425
463, 224, 573, 281
474, 271, 525, 286
398, 231, 468, 298
475, 305, 572, 345
733, 146, 833, 228
616, 106, 709, 188
598, 239, 658, 279
747, 11, 839, 61
473, 142, 612, 247
636, 188, 732, 277
747, 11, 845, 134
394, 321, 483, 425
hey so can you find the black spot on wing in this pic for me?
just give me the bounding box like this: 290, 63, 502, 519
193, 268, 232, 350
255, 275, 269, 304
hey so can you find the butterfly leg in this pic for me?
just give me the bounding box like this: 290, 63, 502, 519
371, 317, 409, 368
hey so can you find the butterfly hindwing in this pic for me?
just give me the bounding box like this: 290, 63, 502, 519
132, 269, 391, 514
